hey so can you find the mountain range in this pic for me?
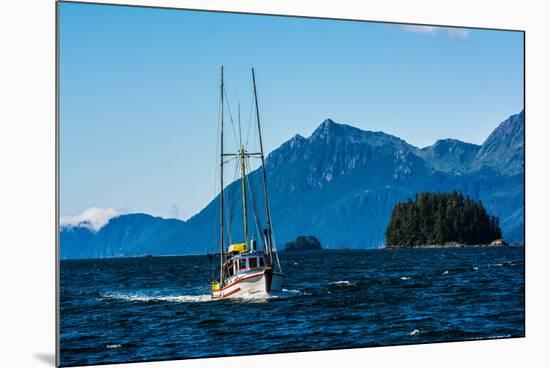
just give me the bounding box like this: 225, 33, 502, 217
60, 110, 524, 259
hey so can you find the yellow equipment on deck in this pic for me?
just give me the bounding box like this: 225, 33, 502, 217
228, 242, 247, 254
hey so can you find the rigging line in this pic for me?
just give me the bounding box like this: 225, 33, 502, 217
223, 185, 233, 245
222, 161, 237, 247
264, 190, 282, 273
245, 159, 263, 247
229, 154, 241, 239
245, 88, 254, 147
270, 223, 283, 273
224, 156, 240, 245
223, 88, 240, 148
238, 101, 242, 147
222, 156, 237, 165
253, 105, 258, 159
225, 154, 239, 246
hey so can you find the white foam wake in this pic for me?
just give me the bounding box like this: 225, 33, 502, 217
232, 288, 304, 302
100, 288, 304, 304
100, 292, 213, 303
271, 288, 303, 298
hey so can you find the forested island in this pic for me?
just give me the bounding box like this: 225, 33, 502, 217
284, 235, 322, 251
385, 192, 502, 248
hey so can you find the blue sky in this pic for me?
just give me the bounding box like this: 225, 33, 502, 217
59, 2, 524, 221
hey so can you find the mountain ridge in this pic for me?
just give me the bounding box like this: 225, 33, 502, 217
60, 110, 524, 259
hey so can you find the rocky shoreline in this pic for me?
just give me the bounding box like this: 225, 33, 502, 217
385, 239, 523, 249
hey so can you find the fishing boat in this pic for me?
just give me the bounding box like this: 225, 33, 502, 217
211, 67, 285, 299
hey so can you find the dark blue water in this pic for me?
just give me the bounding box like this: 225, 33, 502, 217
60, 247, 524, 366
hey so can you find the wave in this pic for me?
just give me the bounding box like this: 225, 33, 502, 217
276, 288, 303, 298
100, 292, 213, 303
235, 288, 304, 301
400, 277, 411, 280
489, 261, 517, 268
328, 280, 356, 286
100, 288, 304, 304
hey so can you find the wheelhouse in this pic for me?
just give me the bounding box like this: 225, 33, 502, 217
225, 252, 267, 278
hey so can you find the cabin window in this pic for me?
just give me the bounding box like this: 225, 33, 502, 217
259, 257, 265, 267
249, 257, 258, 269
239, 259, 247, 271
228, 262, 234, 277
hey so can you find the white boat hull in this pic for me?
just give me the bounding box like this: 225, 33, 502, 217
212, 269, 285, 299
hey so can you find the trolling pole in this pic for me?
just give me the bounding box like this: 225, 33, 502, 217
219, 66, 225, 285
252, 68, 274, 266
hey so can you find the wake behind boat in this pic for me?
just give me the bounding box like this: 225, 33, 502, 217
211, 67, 285, 299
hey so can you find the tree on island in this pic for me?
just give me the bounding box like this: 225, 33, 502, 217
284, 235, 322, 251
385, 191, 502, 247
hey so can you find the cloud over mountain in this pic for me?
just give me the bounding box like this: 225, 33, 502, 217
60, 207, 118, 232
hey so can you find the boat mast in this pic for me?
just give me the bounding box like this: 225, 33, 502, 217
239, 146, 249, 248
219, 66, 225, 285
251, 68, 273, 265
238, 101, 249, 248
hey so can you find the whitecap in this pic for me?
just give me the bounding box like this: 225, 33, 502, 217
100, 292, 213, 303
400, 276, 411, 280
329, 280, 355, 286
442, 270, 449, 275
282, 288, 302, 294
269, 288, 303, 299
409, 329, 420, 336
106, 344, 121, 349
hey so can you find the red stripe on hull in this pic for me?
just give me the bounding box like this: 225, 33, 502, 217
216, 272, 264, 292
212, 287, 241, 299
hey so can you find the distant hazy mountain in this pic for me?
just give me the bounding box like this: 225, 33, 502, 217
60, 110, 524, 259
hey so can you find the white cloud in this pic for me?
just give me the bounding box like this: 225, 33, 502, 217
60, 207, 118, 232
446, 28, 470, 40
401, 25, 439, 35
401, 25, 470, 39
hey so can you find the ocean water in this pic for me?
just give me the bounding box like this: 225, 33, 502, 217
60, 247, 525, 366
